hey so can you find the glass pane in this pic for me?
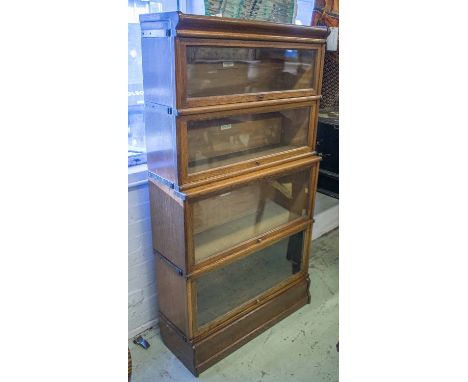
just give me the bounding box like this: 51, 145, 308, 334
187, 107, 310, 173
193, 169, 310, 262
186, 46, 316, 98
196, 231, 304, 328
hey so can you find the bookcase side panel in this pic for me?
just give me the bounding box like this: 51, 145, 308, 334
156, 255, 190, 336
149, 181, 187, 271
140, 17, 177, 108
145, 108, 179, 185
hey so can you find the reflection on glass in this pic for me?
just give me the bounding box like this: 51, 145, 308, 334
128, 22, 147, 166
187, 107, 310, 173
196, 231, 304, 328
186, 46, 316, 98
192, 169, 310, 262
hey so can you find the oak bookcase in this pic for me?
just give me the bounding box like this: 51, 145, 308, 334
140, 11, 328, 376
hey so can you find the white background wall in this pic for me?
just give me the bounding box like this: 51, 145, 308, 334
128, 170, 159, 338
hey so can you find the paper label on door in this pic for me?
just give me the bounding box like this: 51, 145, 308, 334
222, 61, 234, 68
220, 124, 232, 130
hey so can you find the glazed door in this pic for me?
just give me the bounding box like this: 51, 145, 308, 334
179, 102, 316, 184
176, 38, 323, 108
190, 167, 313, 265
193, 230, 307, 331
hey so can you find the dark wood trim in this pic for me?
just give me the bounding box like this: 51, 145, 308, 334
184, 147, 312, 186
303, 161, 321, 270
179, 37, 323, 49
179, 151, 314, 191
177, 29, 327, 44
179, 98, 317, 120
317, 44, 327, 96
175, 39, 187, 110
177, 96, 322, 116
174, 12, 329, 40
184, 91, 316, 109
300, 226, 313, 277
186, 279, 196, 338
309, 99, 318, 151
183, 156, 321, 200
311, 161, 321, 219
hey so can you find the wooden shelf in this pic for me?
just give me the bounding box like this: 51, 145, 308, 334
189, 144, 299, 173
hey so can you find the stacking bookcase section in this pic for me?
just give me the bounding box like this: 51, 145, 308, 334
145, 99, 319, 190
178, 39, 323, 108
150, 156, 320, 274
140, 12, 328, 110
140, 11, 329, 376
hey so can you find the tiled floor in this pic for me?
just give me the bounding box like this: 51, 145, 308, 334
129, 228, 339, 382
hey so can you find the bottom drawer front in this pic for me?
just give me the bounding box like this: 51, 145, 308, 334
195, 231, 305, 329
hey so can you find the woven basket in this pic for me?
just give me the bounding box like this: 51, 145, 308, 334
321, 52, 339, 111
128, 348, 132, 381
312, 0, 339, 112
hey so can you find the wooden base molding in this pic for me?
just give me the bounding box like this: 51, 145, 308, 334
159, 277, 309, 376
